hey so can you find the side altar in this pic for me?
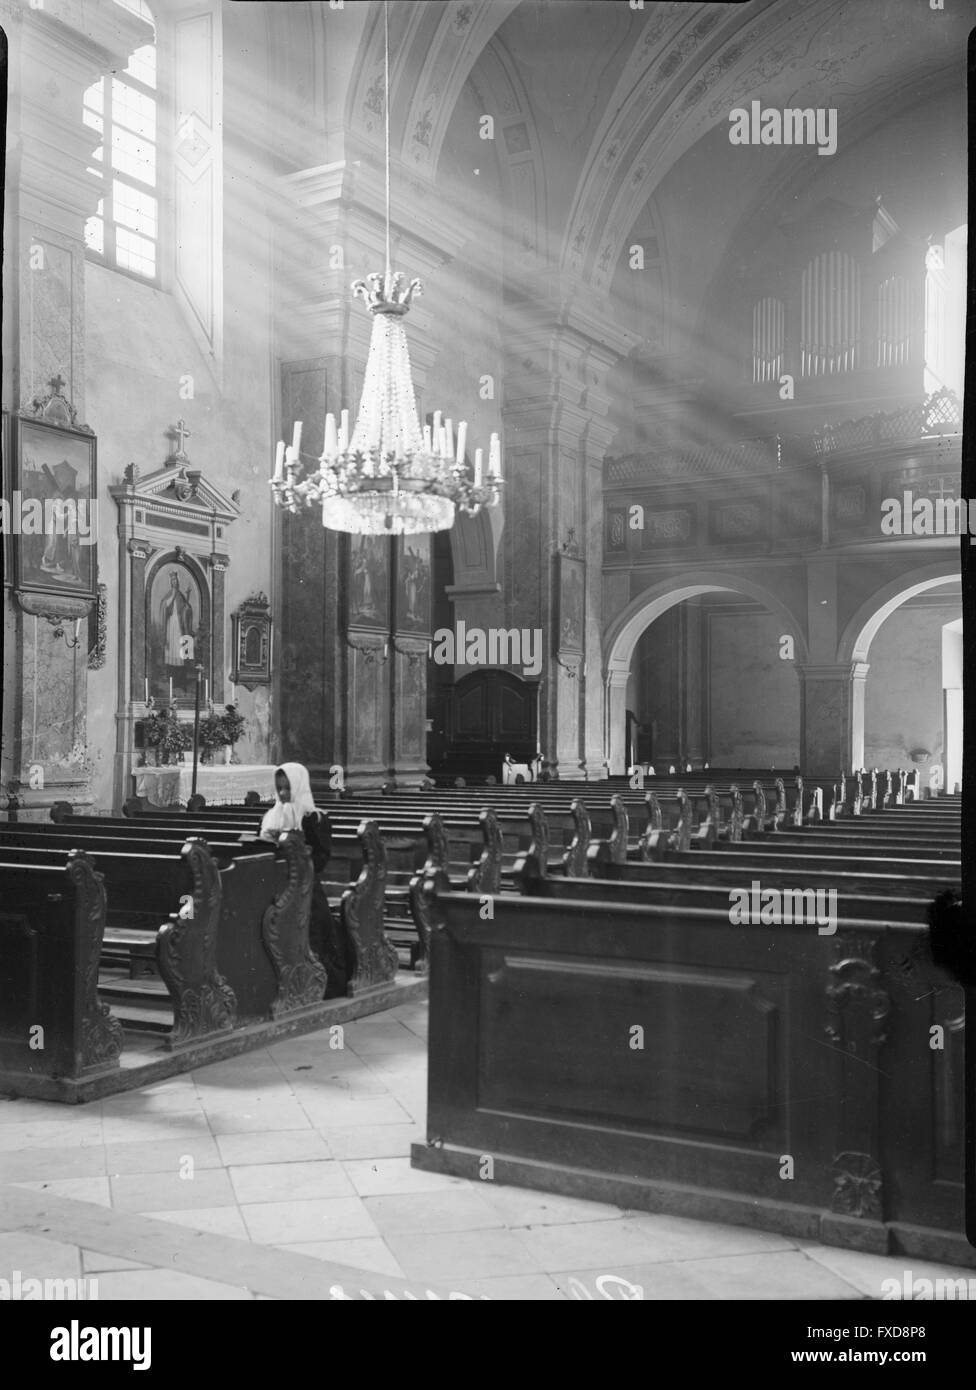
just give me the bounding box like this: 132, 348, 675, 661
110, 436, 241, 811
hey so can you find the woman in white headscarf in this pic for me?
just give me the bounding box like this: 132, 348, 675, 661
260, 762, 318, 840
260, 763, 347, 995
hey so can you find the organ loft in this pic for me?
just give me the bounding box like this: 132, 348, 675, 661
0, 0, 971, 1317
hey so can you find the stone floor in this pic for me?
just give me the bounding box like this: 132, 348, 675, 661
0, 999, 972, 1301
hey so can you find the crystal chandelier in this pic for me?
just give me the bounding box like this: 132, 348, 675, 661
270, 2, 502, 535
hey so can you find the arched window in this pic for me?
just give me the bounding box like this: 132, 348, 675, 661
84, 0, 158, 281
924, 225, 966, 398
800, 252, 860, 377
751, 297, 785, 384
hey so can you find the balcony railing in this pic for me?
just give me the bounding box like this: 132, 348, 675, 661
605, 389, 962, 486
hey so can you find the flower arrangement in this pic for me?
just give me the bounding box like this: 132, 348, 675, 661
220, 704, 246, 747
143, 704, 192, 763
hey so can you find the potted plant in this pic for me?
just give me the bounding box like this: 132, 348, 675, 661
144, 706, 192, 765
198, 708, 228, 765
219, 704, 246, 764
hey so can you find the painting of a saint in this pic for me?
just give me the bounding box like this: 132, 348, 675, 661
558, 557, 584, 652
14, 419, 96, 596
397, 537, 430, 633
348, 535, 389, 629
147, 562, 205, 699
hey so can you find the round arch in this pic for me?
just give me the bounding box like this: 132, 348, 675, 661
836, 561, 961, 666
605, 571, 809, 674
602, 571, 808, 773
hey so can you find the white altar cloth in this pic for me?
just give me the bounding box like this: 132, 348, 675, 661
132, 764, 276, 808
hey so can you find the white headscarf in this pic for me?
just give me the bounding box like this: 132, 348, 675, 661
260, 762, 317, 838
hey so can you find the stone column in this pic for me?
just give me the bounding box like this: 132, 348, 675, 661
798, 662, 869, 778
0, 0, 153, 818
501, 304, 637, 780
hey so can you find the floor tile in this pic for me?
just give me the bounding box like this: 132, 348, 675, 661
91, 1269, 255, 1300
0, 1232, 83, 1280
514, 1219, 670, 1272
204, 1102, 313, 1135
280, 1238, 406, 1279
16, 1176, 112, 1207
100, 1112, 212, 1145
240, 1196, 381, 1245
104, 1136, 224, 1176
621, 1211, 797, 1260
549, 1250, 864, 1301
143, 1206, 250, 1239
449, 1274, 566, 1301
478, 1186, 625, 1228
215, 1131, 331, 1167
229, 1160, 354, 1204
385, 1228, 544, 1283
323, 1125, 423, 1161
81, 1249, 152, 1274
798, 1243, 976, 1300
302, 1097, 413, 1129
363, 1189, 504, 1236
110, 1167, 236, 1213
341, 1156, 471, 1197
0, 1146, 110, 1184
0, 1121, 104, 1152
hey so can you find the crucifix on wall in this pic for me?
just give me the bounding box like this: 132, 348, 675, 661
166, 418, 192, 463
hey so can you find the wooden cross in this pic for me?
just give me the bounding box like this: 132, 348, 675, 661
49, 373, 67, 396
169, 418, 191, 459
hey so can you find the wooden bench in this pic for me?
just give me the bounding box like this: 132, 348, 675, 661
0, 854, 123, 1089
410, 887, 971, 1268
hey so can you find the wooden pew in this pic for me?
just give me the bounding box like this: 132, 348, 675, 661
0, 853, 123, 1088
0, 829, 330, 1035
410, 888, 972, 1269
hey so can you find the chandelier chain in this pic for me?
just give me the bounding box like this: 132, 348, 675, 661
384, 0, 391, 280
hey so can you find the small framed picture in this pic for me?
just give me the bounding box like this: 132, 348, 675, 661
11, 414, 97, 598
556, 552, 585, 654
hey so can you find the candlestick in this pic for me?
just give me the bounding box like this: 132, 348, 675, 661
444, 419, 454, 460
422, 423, 432, 452
292, 420, 303, 455
339, 409, 350, 451
204, 679, 209, 705
455, 421, 467, 464
432, 410, 442, 441
231, 682, 236, 704
324, 412, 338, 456
169, 678, 174, 703
488, 433, 501, 477
473, 448, 483, 487
273, 441, 285, 481
144, 677, 149, 703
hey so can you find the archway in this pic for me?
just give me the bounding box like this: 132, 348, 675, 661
603, 573, 808, 774
838, 563, 962, 778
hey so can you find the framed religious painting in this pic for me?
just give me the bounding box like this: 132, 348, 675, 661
11, 414, 97, 599
394, 534, 431, 635
346, 533, 391, 632
555, 552, 585, 654
144, 551, 212, 706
